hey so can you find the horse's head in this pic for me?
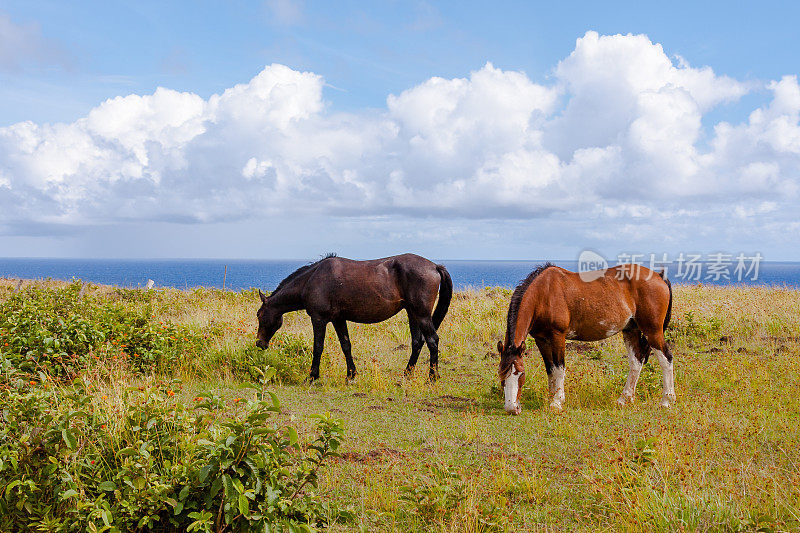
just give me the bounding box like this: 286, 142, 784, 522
255, 290, 283, 349
497, 340, 526, 415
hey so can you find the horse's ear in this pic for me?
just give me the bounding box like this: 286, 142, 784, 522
497, 341, 504, 354
259, 289, 268, 304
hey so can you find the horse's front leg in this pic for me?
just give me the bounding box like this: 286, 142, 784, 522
617, 330, 646, 405
550, 334, 567, 409
333, 319, 357, 382
308, 316, 328, 382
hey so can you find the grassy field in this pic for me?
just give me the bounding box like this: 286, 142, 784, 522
2, 279, 799, 531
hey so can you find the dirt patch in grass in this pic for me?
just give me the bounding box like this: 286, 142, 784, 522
339, 447, 408, 463
570, 342, 595, 355
417, 395, 476, 412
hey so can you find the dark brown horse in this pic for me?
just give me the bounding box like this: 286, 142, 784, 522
256, 253, 452, 381
497, 263, 673, 414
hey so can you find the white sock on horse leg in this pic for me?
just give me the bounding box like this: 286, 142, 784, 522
654, 349, 675, 407
618, 343, 643, 405
550, 366, 565, 409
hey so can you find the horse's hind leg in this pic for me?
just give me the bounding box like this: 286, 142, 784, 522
617, 330, 647, 405
404, 316, 425, 377
642, 329, 675, 408
417, 317, 440, 381
333, 319, 357, 381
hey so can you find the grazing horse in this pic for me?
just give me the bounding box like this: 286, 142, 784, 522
497, 263, 674, 414
256, 253, 453, 381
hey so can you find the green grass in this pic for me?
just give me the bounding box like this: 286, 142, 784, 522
2, 279, 799, 531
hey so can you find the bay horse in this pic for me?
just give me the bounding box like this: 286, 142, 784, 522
256, 253, 453, 381
497, 263, 673, 414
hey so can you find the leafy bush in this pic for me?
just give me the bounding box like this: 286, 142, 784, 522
0, 364, 347, 532
0, 283, 202, 379
666, 311, 723, 343
398, 465, 504, 532
232, 334, 311, 385
399, 465, 465, 524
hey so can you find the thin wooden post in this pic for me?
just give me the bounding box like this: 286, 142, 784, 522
223, 265, 228, 290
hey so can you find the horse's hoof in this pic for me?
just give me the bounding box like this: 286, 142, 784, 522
404, 366, 415, 378
345, 372, 358, 384
428, 370, 440, 382
549, 400, 563, 410
617, 395, 631, 406
306, 374, 319, 384
660, 398, 672, 408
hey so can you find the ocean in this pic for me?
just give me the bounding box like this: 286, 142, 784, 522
1, 258, 799, 291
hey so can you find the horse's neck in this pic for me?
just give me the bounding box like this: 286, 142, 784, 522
508, 293, 535, 348
508, 319, 529, 348
268, 285, 305, 314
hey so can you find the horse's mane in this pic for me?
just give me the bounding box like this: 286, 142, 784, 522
506, 262, 555, 345
271, 253, 337, 295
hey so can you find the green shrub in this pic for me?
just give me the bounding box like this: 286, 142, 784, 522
666, 311, 723, 343
0, 283, 203, 379
232, 334, 311, 385
0, 364, 348, 532
397, 465, 505, 532
399, 465, 466, 525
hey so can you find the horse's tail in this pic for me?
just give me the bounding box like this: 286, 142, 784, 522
432, 264, 453, 329
660, 272, 673, 332
638, 332, 651, 364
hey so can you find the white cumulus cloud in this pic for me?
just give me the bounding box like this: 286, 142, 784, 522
0, 31, 799, 250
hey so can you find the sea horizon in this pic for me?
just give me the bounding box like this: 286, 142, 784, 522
2, 257, 799, 291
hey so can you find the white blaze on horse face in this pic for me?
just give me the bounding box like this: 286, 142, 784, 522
617, 342, 643, 405
654, 349, 675, 408
550, 366, 565, 410
503, 369, 522, 415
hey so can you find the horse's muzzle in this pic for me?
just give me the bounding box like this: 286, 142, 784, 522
504, 403, 522, 415
255, 340, 266, 349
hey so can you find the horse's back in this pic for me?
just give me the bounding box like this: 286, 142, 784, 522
320, 254, 437, 285
527, 265, 669, 340
304, 254, 440, 323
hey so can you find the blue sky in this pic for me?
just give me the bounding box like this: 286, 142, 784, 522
1, 1, 799, 260
3, 1, 799, 124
